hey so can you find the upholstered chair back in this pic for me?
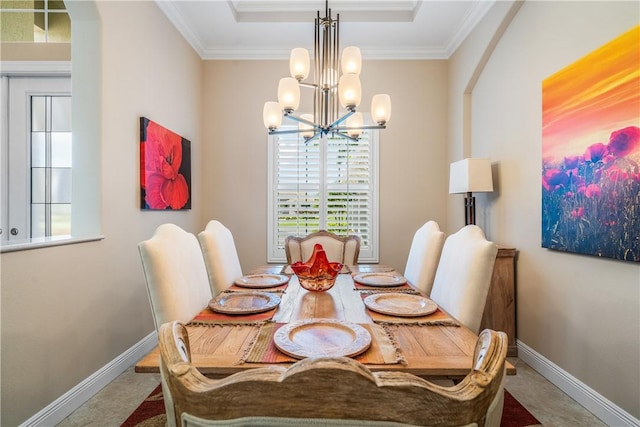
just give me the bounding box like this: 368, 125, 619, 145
404, 221, 446, 295
198, 220, 243, 296
429, 225, 498, 334
138, 223, 213, 427
138, 223, 212, 331
285, 230, 360, 266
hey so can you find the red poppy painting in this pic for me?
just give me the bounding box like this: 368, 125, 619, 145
140, 117, 191, 210
542, 26, 639, 262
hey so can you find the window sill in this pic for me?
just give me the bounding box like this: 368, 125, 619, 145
0, 234, 104, 253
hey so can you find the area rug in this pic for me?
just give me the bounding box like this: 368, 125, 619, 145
121, 385, 541, 427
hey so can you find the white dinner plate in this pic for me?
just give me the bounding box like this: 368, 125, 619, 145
353, 272, 407, 287
274, 319, 371, 359
363, 293, 438, 317
208, 292, 281, 314
234, 274, 289, 288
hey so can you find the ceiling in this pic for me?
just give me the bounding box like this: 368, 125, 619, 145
156, 0, 495, 60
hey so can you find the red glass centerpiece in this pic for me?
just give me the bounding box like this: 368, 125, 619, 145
290, 243, 343, 292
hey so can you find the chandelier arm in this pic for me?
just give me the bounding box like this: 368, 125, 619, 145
327, 109, 354, 130
298, 82, 318, 89
334, 125, 387, 132
284, 113, 319, 128
269, 128, 313, 135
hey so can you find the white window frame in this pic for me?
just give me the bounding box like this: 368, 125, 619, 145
267, 127, 379, 263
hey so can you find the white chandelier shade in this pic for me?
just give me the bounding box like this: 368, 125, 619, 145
289, 48, 311, 80
263, 1, 390, 142
371, 94, 392, 125
263, 101, 283, 130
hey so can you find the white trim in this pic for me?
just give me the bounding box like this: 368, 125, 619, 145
517, 339, 640, 427
0, 61, 71, 76
157, 1, 494, 61
19, 331, 158, 427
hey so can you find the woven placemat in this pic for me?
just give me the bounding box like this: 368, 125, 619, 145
242, 322, 402, 365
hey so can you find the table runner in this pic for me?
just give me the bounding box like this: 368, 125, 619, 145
242, 322, 402, 365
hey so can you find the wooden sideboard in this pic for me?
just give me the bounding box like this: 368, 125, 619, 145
480, 246, 517, 357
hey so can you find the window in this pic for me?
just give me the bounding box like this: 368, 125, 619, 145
0, 0, 71, 43
1, 76, 71, 243
268, 128, 379, 263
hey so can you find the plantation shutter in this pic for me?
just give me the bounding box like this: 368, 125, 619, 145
267, 128, 378, 262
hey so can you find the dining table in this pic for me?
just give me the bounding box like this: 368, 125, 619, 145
135, 264, 516, 378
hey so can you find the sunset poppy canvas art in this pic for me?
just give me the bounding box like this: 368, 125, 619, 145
542, 26, 639, 262
140, 117, 191, 210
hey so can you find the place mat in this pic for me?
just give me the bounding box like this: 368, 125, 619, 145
242, 322, 402, 365
227, 284, 288, 292
353, 280, 415, 291
359, 293, 459, 326
187, 306, 277, 326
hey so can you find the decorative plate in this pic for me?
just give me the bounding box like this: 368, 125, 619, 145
363, 293, 438, 317
353, 272, 407, 287
274, 319, 371, 359
234, 274, 290, 288
208, 292, 281, 314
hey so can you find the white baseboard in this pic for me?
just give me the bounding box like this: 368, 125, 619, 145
517, 339, 640, 427
19, 330, 158, 427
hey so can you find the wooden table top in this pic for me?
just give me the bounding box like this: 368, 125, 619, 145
135, 265, 515, 378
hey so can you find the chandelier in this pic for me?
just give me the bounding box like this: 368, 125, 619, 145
262, 1, 391, 142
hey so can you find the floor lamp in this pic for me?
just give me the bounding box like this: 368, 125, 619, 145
449, 158, 494, 225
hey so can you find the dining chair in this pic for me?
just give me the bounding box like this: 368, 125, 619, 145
285, 230, 360, 266
197, 220, 243, 296
159, 320, 507, 427
404, 221, 446, 295
429, 224, 498, 334
138, 223, 214, 427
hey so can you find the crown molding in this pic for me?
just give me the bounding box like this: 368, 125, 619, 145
158, 0, 495, 61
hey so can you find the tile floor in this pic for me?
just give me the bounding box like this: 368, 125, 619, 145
56, 357, 607, 427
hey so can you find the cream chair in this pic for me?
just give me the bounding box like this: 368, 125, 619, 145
285, 230, 360, 266
404, 221, 446, 295
198, 220, 243, 296
159, 320, 507, 427
138, 223, 213, 427
429, 225, 498, 334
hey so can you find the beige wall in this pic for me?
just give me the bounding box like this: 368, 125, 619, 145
451, 0, 639, 418
201, 59, 450, 273
3, 0, 639, 424
0, 2, 203, 425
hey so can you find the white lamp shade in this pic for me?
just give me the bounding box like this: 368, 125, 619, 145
263, 102, 282, 130
371, 94, 391, 124
299, 113, 315, 139
449, 158, 494, 194
289, 48, 310, 80
341, 46, 362, 76
338, 74, 361, 109
346, 112, 363, 138
278, 77, 300, 112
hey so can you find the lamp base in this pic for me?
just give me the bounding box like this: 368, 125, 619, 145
464, 192, 476, 226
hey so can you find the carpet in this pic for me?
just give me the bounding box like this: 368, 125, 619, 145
121, 384, 541, 427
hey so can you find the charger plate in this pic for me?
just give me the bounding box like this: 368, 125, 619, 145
353, 272, 407, 287
209, 292, 281, 314
364, 293, 437, 317
234, 274, 289, 288
274, 319, 371, 359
